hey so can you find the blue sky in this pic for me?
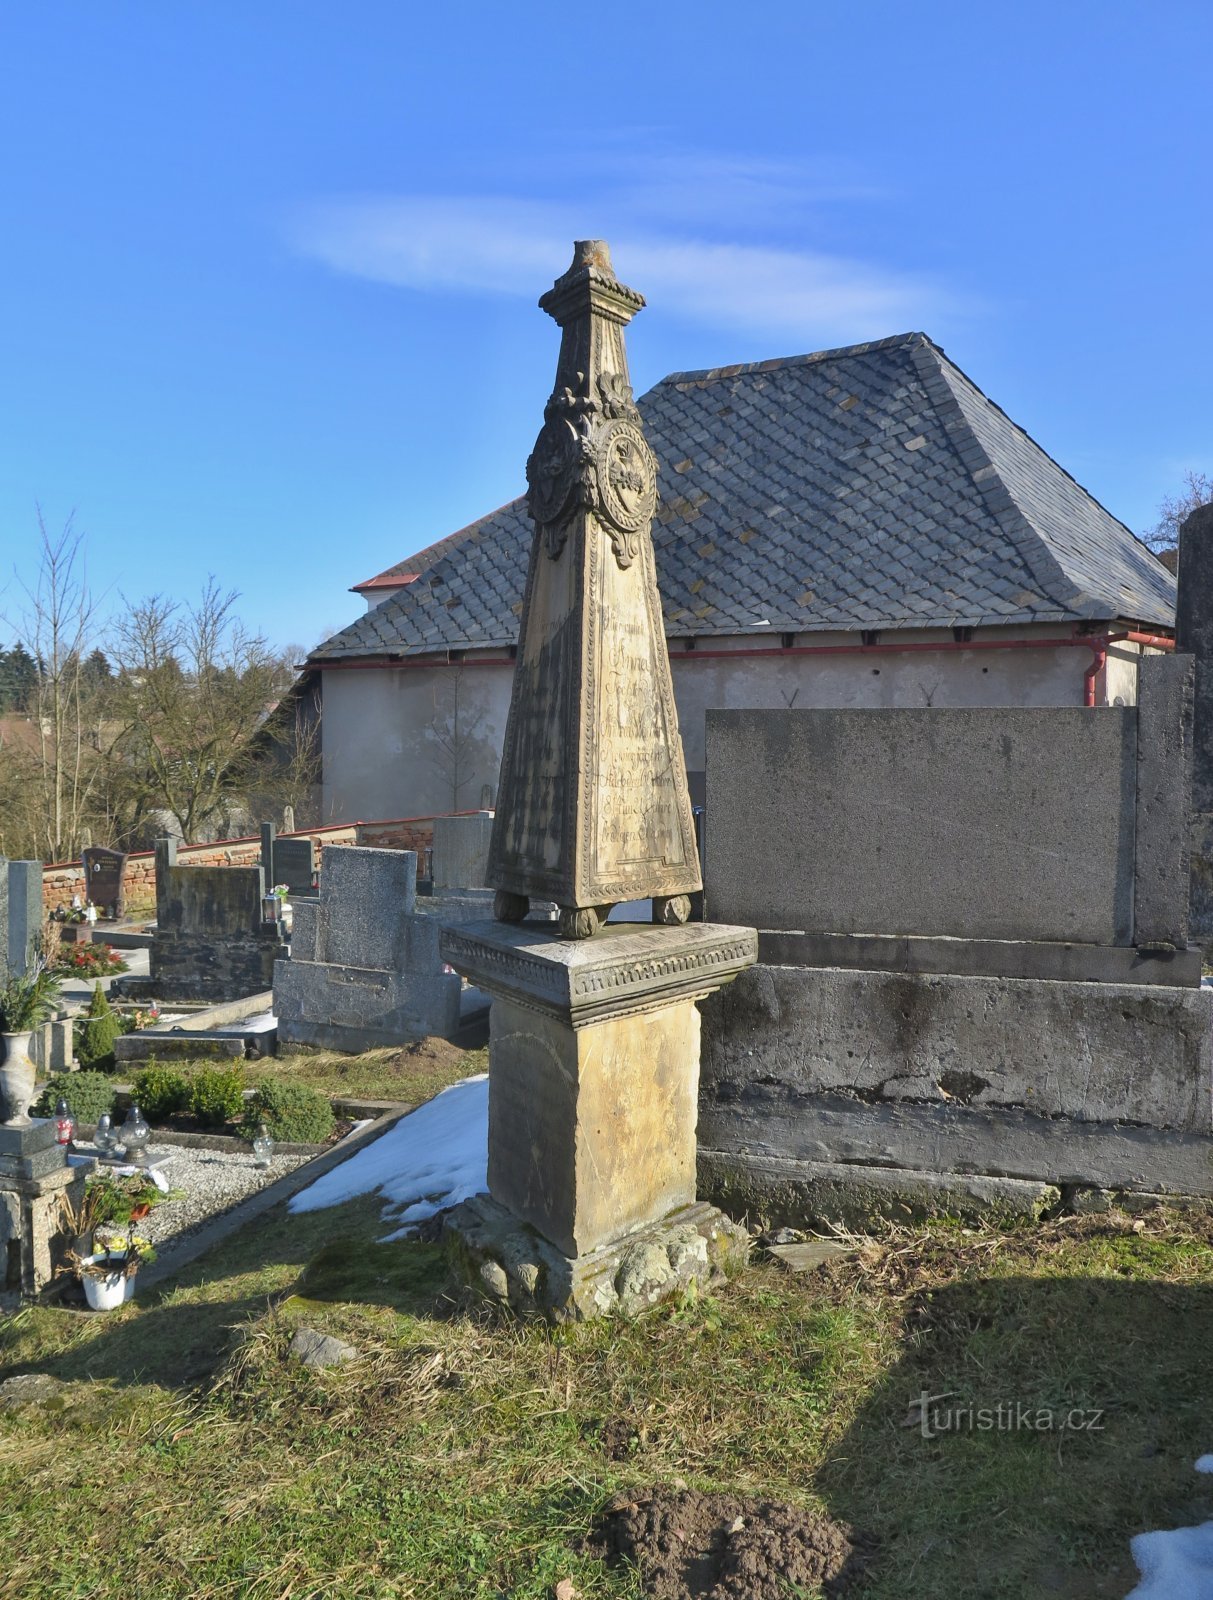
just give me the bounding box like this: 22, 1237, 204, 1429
1, 2, 1210, 655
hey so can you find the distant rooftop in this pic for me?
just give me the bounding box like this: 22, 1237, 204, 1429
314, 333, 1175, 663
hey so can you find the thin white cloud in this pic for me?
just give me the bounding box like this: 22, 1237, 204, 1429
290, 192, 954, 344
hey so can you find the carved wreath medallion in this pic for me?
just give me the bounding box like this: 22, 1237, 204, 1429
526, 417, 578, 529
595, 419, 657, 569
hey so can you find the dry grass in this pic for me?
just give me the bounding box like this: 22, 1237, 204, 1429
2, 1195, 1212, 1597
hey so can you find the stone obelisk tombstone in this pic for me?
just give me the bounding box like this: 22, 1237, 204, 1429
1176, 502, 1213, 955
441, 243, 757, 1320
487, 239, 702, 941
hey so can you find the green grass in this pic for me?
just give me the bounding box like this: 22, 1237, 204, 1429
124, 1042, 488, 1108
2, 1204, 1211, 1597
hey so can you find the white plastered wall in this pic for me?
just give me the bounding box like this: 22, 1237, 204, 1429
320, 629, 1147, 823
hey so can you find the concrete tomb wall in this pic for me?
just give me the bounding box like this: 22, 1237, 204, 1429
697, 656, 1213, 1219
705, 659, 1193, 952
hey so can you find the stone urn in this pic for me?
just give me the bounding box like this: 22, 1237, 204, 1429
0, 1031, 37, 1125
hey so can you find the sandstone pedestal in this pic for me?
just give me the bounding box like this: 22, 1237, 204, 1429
0, 1121, 91, 1303
440, 919, 756, 1319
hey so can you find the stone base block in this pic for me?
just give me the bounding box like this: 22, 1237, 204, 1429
487, 993, 701, 1257
0, 1120, 57, 1158
444, 1193, 749, 1322
699, 1150, 1060, 1230
702, 963, 1213, 1131
0, 1161, 91, 1296
273, 959, 462, 1050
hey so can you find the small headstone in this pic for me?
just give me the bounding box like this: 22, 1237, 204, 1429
6, 861, 41, 975
82, 846, 128, 920
273, 837, 316, 897
288, 1327, 358, 1369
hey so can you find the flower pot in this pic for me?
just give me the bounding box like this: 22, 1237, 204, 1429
0, 1032, 37, 1125
80, 1256, 137, 1312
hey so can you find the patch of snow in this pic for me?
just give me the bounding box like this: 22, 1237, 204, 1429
214, 1010, 277, 1035
287, 1075, 488, 1238
1125, 1457, 1213, 1597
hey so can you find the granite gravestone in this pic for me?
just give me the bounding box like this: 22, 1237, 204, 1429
260, 821, 316, 899
441, 242, 756, 1321
81, 846, 127, 920
3, 861, 41, 977
273, 846, 488, 1049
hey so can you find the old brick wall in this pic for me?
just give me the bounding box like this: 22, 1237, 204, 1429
39, 811, 490, 915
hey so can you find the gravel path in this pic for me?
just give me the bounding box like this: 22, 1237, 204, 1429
84, 1141, 313, 1252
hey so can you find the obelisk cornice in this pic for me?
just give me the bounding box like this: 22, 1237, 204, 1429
538, 239, 645, 327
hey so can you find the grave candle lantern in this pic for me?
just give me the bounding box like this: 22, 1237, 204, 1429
120, 1104, 150, 1159
53, 1097, 75, 1147
251, 1122, 274, 1168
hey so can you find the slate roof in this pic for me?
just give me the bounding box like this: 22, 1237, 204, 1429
350, 526, 481, 594
311, 333, 1175, 662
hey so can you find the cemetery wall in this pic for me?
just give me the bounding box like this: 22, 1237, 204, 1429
40, 812, 470, 914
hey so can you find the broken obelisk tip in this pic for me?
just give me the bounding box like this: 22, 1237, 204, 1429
572, 238, 612, 272
486, 241, 703, 940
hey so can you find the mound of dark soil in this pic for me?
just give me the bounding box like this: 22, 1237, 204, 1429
590, 1486, 869, 1599
383, 1037, 466, 1073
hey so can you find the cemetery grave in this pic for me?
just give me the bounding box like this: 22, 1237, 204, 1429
4, 246, 1213, 1599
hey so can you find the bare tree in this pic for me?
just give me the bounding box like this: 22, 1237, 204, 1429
2, 511, 105, 860
107, 579, 289, 842
1144, 469, 1213, 556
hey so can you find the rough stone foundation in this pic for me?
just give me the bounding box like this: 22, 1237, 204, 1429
444, 1194, 749, 1322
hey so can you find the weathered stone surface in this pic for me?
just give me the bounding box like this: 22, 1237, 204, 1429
755, 929, 1202, 987
445, 1194, 748, 1322
486, 994, 701, 1258
432, 813, 494, 890
700, 1085, 1213, 1197
487, 242, 701, 924
29, 1019, 73, 1075
699, 1150, 1060, 1230
152, 840, 284, 1002
1134, 653, 1195, 948
288, 1327, 358, 1369
765, 1240, 857, 1273
274, 961, 462, 1051
0, 1160, 90, 1296
0, 1119, 56, 1157
704, 706, 1136, 945
320, 847, 417, 968
6, 861, 41, 976
440, 919, 758, 1029
289, 897, 321, 962
701, 963, 1213, 1131
272, 848, 488, 1049
0, 1374, 66, 1410
1177, 506, 1213, 952
1176, 503, 1213, 812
